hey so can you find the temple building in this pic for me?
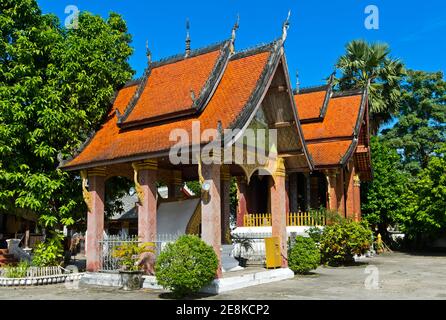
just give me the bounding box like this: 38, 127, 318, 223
60, 22, 372, 276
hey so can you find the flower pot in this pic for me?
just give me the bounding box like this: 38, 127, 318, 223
119, 270, 143, 291
238, 257, 248, 268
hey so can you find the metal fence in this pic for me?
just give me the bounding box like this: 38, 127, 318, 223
99, 234, 180, 272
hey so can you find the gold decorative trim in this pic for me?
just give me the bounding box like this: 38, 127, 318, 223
170, 170, 183, 185
186, 202, 202, 235
133, 159, 158, 171
80, 170, 93, 213
273, 157, 286, 178
354, 174, 361, 187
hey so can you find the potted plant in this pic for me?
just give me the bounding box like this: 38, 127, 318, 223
231, 235, 253, 267
112, 242, 155, 291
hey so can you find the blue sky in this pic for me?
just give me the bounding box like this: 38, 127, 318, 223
37, 0, 446, 88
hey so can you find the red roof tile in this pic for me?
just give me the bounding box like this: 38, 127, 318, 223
124, 49, 222, 124
307, 141, 352, 166
64, 50, 272, 169
294, 90, 326, 120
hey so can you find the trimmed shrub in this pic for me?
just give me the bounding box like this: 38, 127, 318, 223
155, 235, 218, 297
319, 220, 373, 266
288, 236, 320, 274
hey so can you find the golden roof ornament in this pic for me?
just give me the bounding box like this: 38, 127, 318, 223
282, 10, 291, 44
230, 15, 240, 54
185, 18, 191, 57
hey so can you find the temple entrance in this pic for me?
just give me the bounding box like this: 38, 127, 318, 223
247, 173, 270, 214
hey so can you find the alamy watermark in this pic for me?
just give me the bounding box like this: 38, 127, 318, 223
65, 5, 80, 30
364, 5, 379, 30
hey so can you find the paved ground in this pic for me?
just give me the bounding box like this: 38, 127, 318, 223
1, 252, 445, 300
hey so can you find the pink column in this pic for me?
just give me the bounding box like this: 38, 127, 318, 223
270, 158, 288, 268
86, 168, 106, 272
236, 176, 248, 227
345, 161, 356, 220
337, 169, 346, 217
134, 160, 158, 242
221, 166, 231, 244
201, 163, 222, 278
327, 170, 338, 212
353, 174, 362, 222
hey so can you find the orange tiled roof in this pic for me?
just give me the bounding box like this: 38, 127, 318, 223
123, 49, 222, 124
63, 47, 273, 169
294, 90, 327, 120
295, 89, 367, 167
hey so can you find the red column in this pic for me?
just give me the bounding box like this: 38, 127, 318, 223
270, 158, 288, 268
201, 163, 222, 278
221, 166, 231, 244
134, 160, 158, 242
236, 176, 248, 227
336, 169, 346, 217
345, 161, 356, 220
353, 174, 362, 222
327, 170, 338, 212
86, 168, 106, 272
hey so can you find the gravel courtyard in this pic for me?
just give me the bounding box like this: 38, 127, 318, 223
0, 252, 445, 300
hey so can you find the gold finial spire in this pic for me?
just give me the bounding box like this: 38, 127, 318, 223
282, 10, 291, 44
230, 14, 240, 54
146, 40, 152, 64
185, 18, 191, 57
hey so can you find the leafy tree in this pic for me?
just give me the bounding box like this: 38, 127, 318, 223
0, 0, 134, 228
336, 40, 405, 134
382, 70, 446, 175
361, 137, 410, 239
402, 144, 446, 246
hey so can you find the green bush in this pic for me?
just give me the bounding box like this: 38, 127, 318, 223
306, 227, 323, 244
155, 235, 218, 298
32, 232, 64, 267
4, 261, 30, 278
319, 220, 373, 266
288, 236, 320, 274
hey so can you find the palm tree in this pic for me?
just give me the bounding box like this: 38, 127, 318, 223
335, 40, 405, 135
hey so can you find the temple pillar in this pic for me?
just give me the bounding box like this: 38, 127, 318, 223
326, 170, 338, 212
270, 158, 288, 268
133, 160, 158, 242
221, 165, 231, 244
169, 170, 184, 200
353, 175, 362, 222
345, 161, 356, 220
85, 167, 106, 272
201, 162, 222, 278
236, 176, 248, 227
336, 169, 346, 217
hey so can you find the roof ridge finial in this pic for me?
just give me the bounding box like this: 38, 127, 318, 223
281, 10, 291, 44
230, 14, 240, 54
185, 18, 191, 58
146, 40, 152, 65
296, 69, 300, 93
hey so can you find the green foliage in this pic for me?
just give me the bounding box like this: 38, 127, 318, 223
4, 261, 30, 278
319, 220, 373, 266
288, 236, 320, 274
155, 235, 218, 298
383, 70, 446, 175
112, 242, 155, 272
361, 137, 410, 233
231, 234, 254, 260
402, 144, 446, 242
336, 40, 405, 134
306, 227, 323, 244
32, 232, 64, 267
0, 0, 134, 228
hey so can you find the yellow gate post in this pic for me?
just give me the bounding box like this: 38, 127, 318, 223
265, 237, 282, 269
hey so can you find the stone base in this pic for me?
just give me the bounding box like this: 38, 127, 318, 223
81, 268, 295, 294
201, 268, 295, 294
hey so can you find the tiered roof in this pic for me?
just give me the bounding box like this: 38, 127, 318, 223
295, 85, 372, 180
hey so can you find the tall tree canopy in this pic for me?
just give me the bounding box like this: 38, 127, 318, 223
336, 40, 405, 134
382, 70, 446, 175
0, 0, 134, 228
361, 137, 410, 239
